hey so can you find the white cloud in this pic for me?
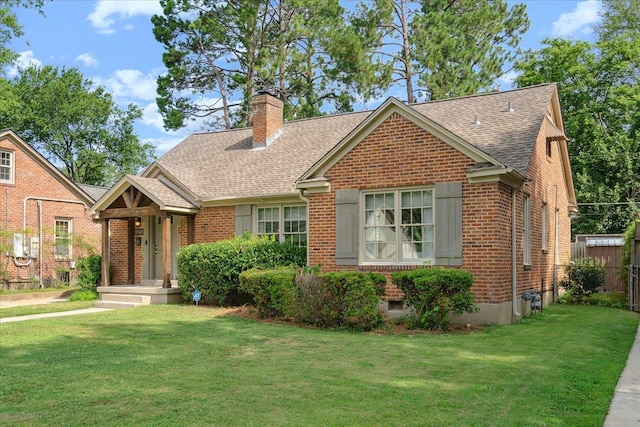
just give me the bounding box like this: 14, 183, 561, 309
94, 69, 158, 103
497, 70, 521, 89
87, 0, 163, 34
551, 0, 602, 37
76, 53, 99, 68
7, 51, 42, 77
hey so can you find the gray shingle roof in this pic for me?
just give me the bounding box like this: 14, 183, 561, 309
155, 84, 558, 201
412, 83, 556, 173
77, 184, 109, 202
126, 175, 196, 209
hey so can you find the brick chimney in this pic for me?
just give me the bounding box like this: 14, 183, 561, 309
251, 91, 283, 149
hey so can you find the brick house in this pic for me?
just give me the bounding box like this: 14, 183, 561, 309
0, 129, 103, 289
92, 84, 577, 324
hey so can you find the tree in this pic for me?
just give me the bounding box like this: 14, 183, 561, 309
358, 0, 529, 103
152, 0, 388, 130
0, 0, 47, 70
515, 1, 640, 234
0, 65, 155, 186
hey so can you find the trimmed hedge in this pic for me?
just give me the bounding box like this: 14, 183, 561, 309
239, 267, 298, 318
392, 267, 477, 331
177, 234, 306, 305
239, 268, 386, 331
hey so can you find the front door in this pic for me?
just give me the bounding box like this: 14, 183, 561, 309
142, 215, 181, 284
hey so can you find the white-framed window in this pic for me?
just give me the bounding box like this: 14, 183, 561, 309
363, 188, 434, 264
256, 205, 307, 246
0, 150, 14, 184
54, 218, 72, 259
542, 203, 548, 252
523, 196, 531, 265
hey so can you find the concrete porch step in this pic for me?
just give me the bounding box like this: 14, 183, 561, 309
94, 293, 152, 309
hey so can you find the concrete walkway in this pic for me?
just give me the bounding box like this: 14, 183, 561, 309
603, 322, 640, 426
0, 295, 112, 323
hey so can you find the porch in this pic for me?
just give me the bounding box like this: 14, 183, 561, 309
90, 175, 200, 305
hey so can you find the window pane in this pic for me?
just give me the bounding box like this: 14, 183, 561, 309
423, 207, 433, 223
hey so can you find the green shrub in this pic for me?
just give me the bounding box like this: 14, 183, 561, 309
76, 255, 103, 292
240, 269, 385, 331
69, 290, 98, 301
239, 267, 299, 318
392, 267, 477, 331
321, 272, 385, 330
177, 234, 306, 305
558, 257, 605, 302
583, 292, 629, 309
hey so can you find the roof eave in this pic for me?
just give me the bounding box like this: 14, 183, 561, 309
466, 166, 527, 188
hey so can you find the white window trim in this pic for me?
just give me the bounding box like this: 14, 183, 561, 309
0, 149, 15, 184
54, 218, 73, 259
360, 186, 435, 266
255, 204, 307, 246
523, 195, 531, 266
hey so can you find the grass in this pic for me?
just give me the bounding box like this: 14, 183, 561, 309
0, 301, 94, 318
0, 304, 637, 426
0, 286, 79, 295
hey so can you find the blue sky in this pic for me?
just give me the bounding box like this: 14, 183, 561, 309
7, 0, 602, 157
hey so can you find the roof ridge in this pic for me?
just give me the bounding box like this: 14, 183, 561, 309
410, 83, 556, 107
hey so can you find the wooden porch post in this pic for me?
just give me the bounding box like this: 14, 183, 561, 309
162, 215, 172, 288
101, 219, 110, 286
127, 217, 135, 284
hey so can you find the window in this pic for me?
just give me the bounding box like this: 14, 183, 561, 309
54, 219, 72, 258
546, 138, 552, 157
257, 205, 307, 246
523, 196, 531, 265
541, 203, 548, 252
363, 188, 434, 263
0, 150, 14, 183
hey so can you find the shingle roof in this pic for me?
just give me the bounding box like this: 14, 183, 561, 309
411, 83, 557, 173
126, 175, 197, 209
154, 84, 558, 201
157, 111, 370, 200
77, 184, 109, 202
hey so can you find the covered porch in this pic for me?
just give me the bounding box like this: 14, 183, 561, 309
91, 175, 200, 306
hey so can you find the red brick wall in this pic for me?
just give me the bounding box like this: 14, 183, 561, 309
0, 136, 101, 289
307, 111, 572, 306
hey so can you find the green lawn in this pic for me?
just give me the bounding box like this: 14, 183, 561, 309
0, 304, 637, 426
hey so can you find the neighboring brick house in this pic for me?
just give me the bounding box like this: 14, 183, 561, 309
0, 129, 103, 290
92, 84, 577, 324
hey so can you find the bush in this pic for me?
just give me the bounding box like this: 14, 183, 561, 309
558, 258, 605, 303
392, 267, 477, 331
76, 254, 103, 292
321, 272, 385, 330
69, 290, 98, 301
239, 267, 299, 318
177, 234, 306, 305
240, 269, 385, 331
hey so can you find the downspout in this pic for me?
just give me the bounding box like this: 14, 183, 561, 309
22, 197, 89, 286
512, 187, 521, 319
298, 189, 310, 265
38, 200, 43, 289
